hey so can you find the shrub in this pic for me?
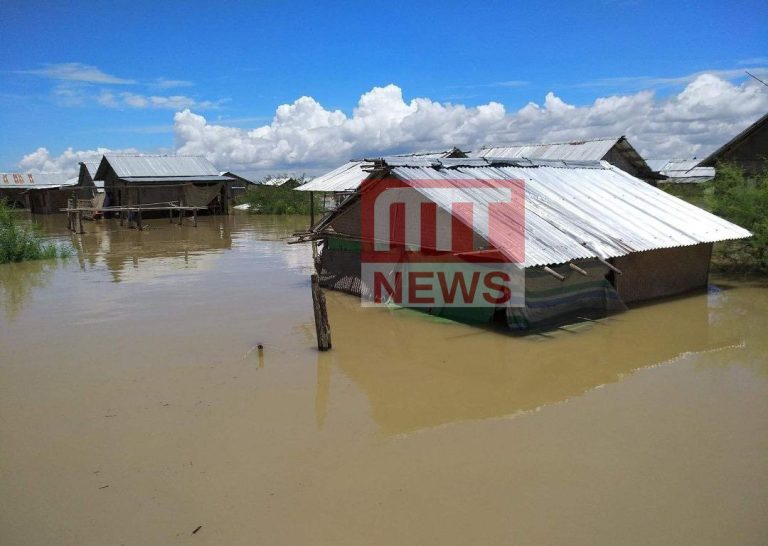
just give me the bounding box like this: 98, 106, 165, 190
0, 199, 72, 264
238, 177, 324, 215
706, 163, 768, 272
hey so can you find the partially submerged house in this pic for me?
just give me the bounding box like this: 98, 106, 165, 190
95, 154, 235, 214
474, 136, 658, 184
647, 159, 715, 184
0, 172, 83, 213
699, 112, 768, 175
305, 157, 750, 332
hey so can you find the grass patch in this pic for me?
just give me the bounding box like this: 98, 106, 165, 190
0, 199, 72, 264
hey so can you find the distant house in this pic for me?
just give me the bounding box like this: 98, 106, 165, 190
220, 171, 256, 200
95, 154, 234, 214
474, 136, 658, 184
647, 159, 715, 184
306, 156, 750, 331
297, 148, 469, 194
699, 112, 768, 175
0, 172, 83, 213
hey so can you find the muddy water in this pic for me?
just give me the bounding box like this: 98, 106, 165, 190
1, 213, 767, 545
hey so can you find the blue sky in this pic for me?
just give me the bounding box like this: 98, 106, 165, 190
1, 0, 766, 174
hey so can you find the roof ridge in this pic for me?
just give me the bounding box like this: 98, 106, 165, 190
480, 136, 622, 149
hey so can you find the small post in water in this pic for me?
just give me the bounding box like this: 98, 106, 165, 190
311, 273, 331, 351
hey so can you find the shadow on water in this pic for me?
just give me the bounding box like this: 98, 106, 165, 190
315, 280, 766, 435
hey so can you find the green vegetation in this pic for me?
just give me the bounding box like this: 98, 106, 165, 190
0, 199, 72, 264
706, 163, 768, 273
238, 176, 325, 215
659, 163, 768, 273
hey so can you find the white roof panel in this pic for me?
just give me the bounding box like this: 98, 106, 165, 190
385, 160, 750, 267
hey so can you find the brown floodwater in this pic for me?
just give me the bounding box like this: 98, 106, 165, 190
1, 213, 767, 545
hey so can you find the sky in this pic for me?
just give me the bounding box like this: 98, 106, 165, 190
0, 0, 766, 178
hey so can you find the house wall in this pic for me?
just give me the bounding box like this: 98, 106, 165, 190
603, 146, 642, 179
0, 188, 29, 208
28, 188, 76, 214
612, 243, 712, 304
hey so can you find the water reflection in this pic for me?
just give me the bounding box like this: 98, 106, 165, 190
0, 259, 59, 321
317, 287, 753, 435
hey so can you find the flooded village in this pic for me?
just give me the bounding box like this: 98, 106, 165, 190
2, 3, 768, 544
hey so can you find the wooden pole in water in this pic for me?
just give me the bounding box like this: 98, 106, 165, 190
137, 208, 143, 231
193, 208, 197, 227
309, 191, 315, 229
311, 273, 331, 351
77, 211, 85, 234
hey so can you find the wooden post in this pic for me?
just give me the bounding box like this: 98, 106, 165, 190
311, 273, 331, 351
119, 209, 124, 227
169, 208, 173, 223
137, 208, 143, 231
193, 208, 197, 227
309, 191, 315, 229
77, 211, 85, 234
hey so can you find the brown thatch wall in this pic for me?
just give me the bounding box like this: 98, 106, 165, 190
613, 243, 712, 304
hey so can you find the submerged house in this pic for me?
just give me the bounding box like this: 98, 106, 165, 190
305, 157, 750, 332
699, 111, 768, 175
474, 136, 658, 184
647, 159, 715, 184
95, 154, 235, 214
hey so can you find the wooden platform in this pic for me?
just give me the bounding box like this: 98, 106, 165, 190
61, 202, 210, 232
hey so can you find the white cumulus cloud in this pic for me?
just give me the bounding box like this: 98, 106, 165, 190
16, 74, 768, 175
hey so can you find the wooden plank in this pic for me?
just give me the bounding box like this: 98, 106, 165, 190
311, 273, 332, 351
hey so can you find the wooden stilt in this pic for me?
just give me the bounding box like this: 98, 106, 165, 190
169, 208, 173, 223
309, 191, 315, 229
137, 208, 143, 231
311, 273, 332, 351
77, 211, 85, 234
193, 208, 197, 227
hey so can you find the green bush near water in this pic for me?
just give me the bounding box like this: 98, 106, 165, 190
706, 163, 768, 273
0, 200, 72, 264
661, 163, 768, 273
238, 177, 325, 215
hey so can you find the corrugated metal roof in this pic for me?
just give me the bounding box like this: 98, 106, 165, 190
699, 111, 768, 167
378, 159, 750, 267
297, 149, 468, 193
474, 137, 620, 161
120, 175, 234, 184
651, 159, 715, 183
296, 161, 368, 192
262, 177, 292, 186
97, 154, 220, 179
0, 172, 77, 188
82, 161, 100, 179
